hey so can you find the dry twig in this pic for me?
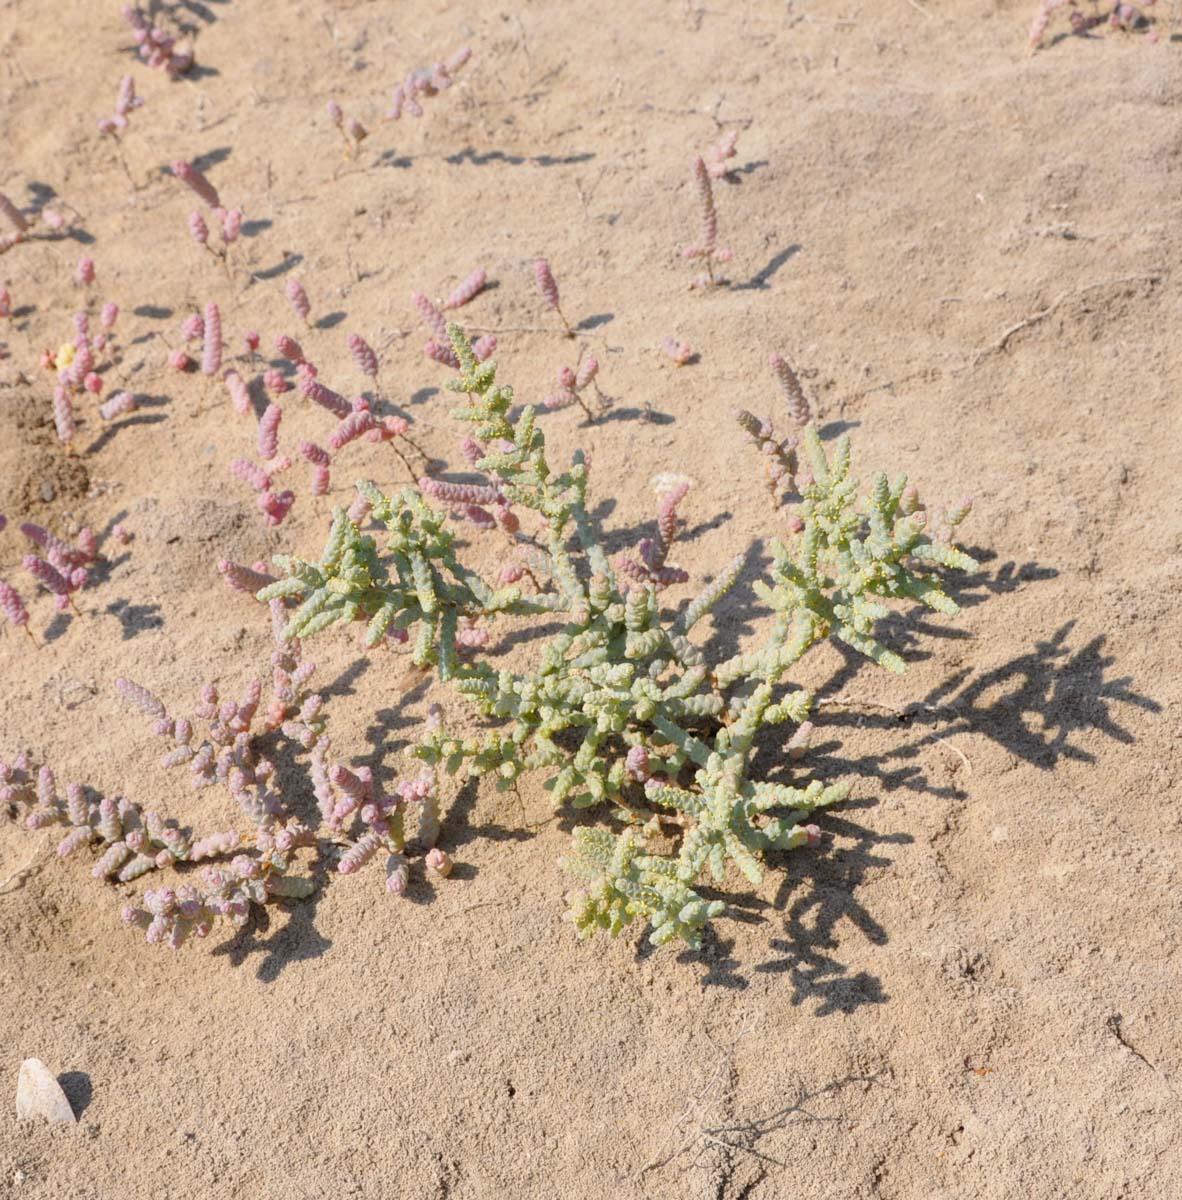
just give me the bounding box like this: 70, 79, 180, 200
971, 274, 1162, 367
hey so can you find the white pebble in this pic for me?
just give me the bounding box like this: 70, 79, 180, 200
15, 1059, 76, 1126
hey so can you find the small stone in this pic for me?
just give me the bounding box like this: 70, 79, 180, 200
40, 481, 55, 502
15, 1059, 76, 1125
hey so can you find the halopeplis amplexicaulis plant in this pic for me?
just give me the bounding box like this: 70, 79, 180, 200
250, 327, 982, 949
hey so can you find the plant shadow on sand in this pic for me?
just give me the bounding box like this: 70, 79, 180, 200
668, 553, 1159, 999
209, 875, 333, 982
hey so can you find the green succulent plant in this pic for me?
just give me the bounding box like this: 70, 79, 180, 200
258, 326, 978, 949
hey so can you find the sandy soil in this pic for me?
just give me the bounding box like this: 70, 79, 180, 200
1, 1, 1180, 1196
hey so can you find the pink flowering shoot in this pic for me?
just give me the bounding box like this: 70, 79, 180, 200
201, 302, 222, 376
533, 258, 573, 337
286, 277, 311, 325
171, 160, 220, 209
0, 580, 31, 636
441, 268, 487, 311
682, 154, 733, 286
347, 333, 379, 381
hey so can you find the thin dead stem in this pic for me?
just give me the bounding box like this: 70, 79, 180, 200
970, 274, 1162, 368
0, 840, 51, 896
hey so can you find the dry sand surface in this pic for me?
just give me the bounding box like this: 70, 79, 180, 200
1, 1, 1180, 1196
